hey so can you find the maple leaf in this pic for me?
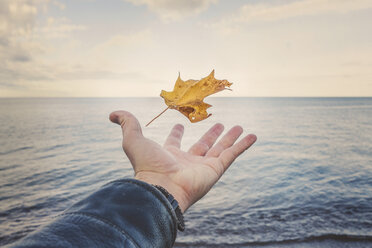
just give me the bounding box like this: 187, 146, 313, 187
146, 70, 232, 126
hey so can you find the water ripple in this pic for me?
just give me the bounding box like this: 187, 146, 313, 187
1, 98, 371, 247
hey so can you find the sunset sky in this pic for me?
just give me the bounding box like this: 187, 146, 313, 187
1, 0, 371, 97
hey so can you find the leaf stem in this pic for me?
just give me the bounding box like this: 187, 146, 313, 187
145, 106, 170, 127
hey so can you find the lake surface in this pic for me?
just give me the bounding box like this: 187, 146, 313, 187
0, 97, 371, 247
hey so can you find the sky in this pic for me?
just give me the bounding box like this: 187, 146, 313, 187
0, 0, 371, 97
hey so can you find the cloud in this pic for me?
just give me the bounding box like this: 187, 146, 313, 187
0, 0, 42, 38
93, 30, 152, 53
52, 0, 65, 10
88, 30, 154, 73
36, 17, 86, 39
11, 54, 32, 62
0, 0, 49, 87
208, 0, 372, 31
56, 66, 145, 81
0, 0, 155, 97
125, 0, 217, 21
96, 30, 152, 47
0, 0, 87, 91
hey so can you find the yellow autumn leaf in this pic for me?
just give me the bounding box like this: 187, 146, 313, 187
146, 70, 232, 126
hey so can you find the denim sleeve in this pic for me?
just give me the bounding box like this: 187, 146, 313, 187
9, 179, 178, 248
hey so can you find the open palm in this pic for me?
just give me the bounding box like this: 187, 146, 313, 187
110, 110, 256, 212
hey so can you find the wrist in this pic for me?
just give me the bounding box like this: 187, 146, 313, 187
134, 172, 189, 213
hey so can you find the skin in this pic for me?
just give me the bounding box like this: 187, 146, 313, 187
109, 110, 257, 213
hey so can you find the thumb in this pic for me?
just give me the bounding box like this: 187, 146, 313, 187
109, 110, 143, 144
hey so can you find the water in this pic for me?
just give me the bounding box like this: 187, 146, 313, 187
0, 97, 371, 247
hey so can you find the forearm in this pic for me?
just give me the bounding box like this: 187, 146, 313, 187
10, 179, 178, 248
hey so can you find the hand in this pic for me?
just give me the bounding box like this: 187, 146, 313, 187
109, 111, 256, 212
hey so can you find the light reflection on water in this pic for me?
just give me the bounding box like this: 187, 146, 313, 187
0, 97, 371, 247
